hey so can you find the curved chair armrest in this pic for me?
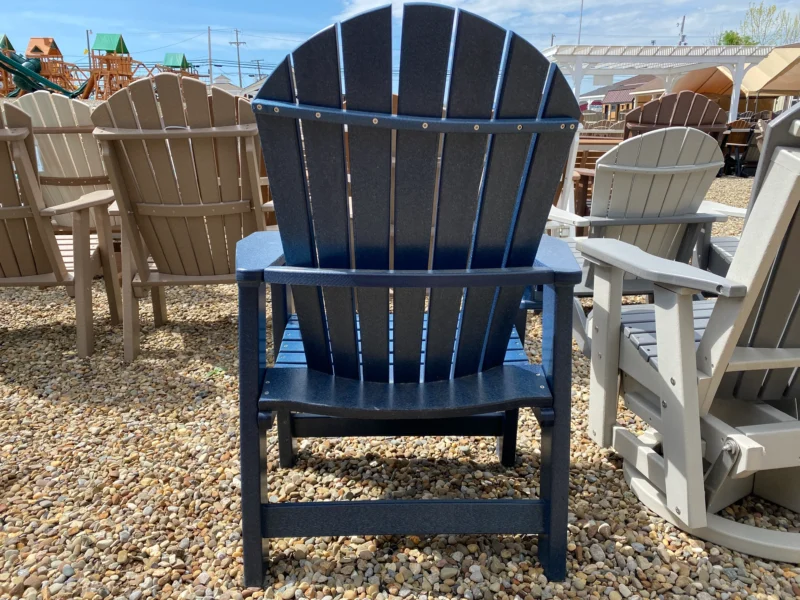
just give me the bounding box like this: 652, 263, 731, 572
534, 235, 582, 284
236, 231, 286, 282
108, 201, 120, 217
699, 200, 747, 219
548, 205, 590, 227
577, 238, 747, 297
40, 190, 115, 217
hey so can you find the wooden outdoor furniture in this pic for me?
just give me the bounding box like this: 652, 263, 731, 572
238, 4, 581, 586
583, 104, 800, 561
546, 127, 726, 352
92, 73, 265, 361
0, 103, 120, 356
721, 119, 755, 177
696, 106, 800, 276
16, 91, 118, 232
624, 91, 728, 141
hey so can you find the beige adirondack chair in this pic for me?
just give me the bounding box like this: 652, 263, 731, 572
582, 108, 800, 561
16, 91, 118, 232
0, 103, 120, 357
92, 73, 264, 361
546, 127, 726, 352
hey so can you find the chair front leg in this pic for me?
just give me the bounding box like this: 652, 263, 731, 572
587, 263, 623, 447
72, 208, 94, 357
121, 230, 140, 362
653, 284, 707, 529
92, 204, 122, 325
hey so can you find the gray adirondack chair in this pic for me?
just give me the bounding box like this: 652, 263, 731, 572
583, 104, 800, 561
0, 103, 120, 357
237, 4, 581, 586
697, 105, 800, 276
91, 73, 264, 361
545, 127, 726, 352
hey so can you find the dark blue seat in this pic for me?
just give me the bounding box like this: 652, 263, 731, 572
237, 3, 580, 586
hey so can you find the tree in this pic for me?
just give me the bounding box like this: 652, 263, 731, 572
713, 30, 758, 45
740, 2, 800, 45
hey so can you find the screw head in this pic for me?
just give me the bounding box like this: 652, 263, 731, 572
560, 124, 565, 129
670, 377, 676, 385
256, 104, 262, 111
675, 507, 681, 515
661, 400, 667, 408
517, 124, 523, 130
372, 117, 378, 124
422, 122, 428, 129
473, 124, 480, 131
315, 112, 321, 118
273, 107, 279, 113
570, 124, 576, 129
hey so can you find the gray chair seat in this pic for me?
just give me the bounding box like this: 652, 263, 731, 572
588, 299, 716, 369
708, 236, 739, 277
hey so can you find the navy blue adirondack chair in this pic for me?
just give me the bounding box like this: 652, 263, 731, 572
237, 4, 581, 586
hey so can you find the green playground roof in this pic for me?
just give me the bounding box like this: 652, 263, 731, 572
0, 35, 14, 52
92, 33, 128, 54
163, 53, 191, 68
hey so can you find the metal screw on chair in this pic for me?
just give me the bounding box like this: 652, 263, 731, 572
422, 122, 428, 129
675, 507, 681, 515
560, 124, 565, 129
315, 112, 321, 118
256, 105, 262, 111
373, 118, 378, 124
474, 124, 480, 131
661, 400, 667, 408
273, 107, 279, 113
517, 125, 523, 130
570, 124, 575, 129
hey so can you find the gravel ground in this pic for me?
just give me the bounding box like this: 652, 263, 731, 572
4, 177, 800, 600
707, 176, 752, 238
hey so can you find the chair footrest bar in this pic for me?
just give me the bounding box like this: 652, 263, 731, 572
288, 413, 506, 437
261, 499, 546, 537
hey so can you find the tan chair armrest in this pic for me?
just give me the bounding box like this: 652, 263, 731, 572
40, 190, 115, 217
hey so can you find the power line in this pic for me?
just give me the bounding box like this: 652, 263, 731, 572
132, 32, 206, 54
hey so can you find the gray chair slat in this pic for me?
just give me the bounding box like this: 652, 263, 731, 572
455, 34, 551, 377
483, 68, 580, 369
256, 58, 332, 374
737, 211, 800, 400
293, 27, 359, 379
425, 11, 506, 382
342, 6, 393, 381
393, 4, 455, 383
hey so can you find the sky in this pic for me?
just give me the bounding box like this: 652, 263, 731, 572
4, 0, 797, 92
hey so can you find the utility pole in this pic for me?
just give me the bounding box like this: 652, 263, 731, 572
578, 0, 584, 45
253, 59, 264, 79
677, 16, 686, 46
230, 29, 246, 88
550, 33, 556, 46
208, 26, 213, 82
85, 30, 92, 68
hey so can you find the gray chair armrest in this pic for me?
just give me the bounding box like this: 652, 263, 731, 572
548, 205, 590, 227
577, 238, 747, 297
699, 200, 746, 219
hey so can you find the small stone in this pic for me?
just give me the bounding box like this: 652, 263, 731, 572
618, 583, 632, 598
440, 567, 459, 580
609, 591, 622, 600
342, 591, 356, 600
22, 575, 42, 590
589, 543, 606, 563
572, 578, 586, 591
280, 586, 296, 600
61, 565, 75, 578
129, 591, 142, 600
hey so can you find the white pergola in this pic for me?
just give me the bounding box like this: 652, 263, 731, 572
544, 45, 774, 122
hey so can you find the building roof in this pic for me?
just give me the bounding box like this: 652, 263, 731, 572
742, 46, 800, 95
210, 74, 242, 94
630, 77, 666, 94
243, 77, 267, 98
594, 74, 657, 105
26, 38, 62, 58
0, 35, 14, 52
163, 53, 191, 68
580, 83, 615, 100
93, 34, 129, 54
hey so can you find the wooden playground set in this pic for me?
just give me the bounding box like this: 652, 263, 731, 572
0, 33, 199, 99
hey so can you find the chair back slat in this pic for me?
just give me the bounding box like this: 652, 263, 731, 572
624, 92, 727, 141
0, 104, 66, 278
154, 74, 216, 275
129, 78, 201, 276
424, 11, 505, 382
293, 26, 360, 380
256, 59, 333, 375
341, 6, 393, 381
392, 4, 454, 383
481, 67, 579, 370
254, 4, 579, 382
454, 33, 551, 377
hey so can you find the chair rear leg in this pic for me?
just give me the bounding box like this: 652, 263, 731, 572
277, 410, 296, 468
121, 233, 140, 362
73, 209, 94, 358
497, 408, 519, 467
152, 287, 167, 327
515, 309, 527, 342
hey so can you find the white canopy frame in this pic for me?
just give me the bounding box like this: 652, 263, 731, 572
546, 45, 773, 122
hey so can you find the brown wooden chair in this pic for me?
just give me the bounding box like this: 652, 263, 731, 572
92, 73, 264, 361
721, 119, 754, 177
624, 91, 728, 141
0, 103, 120, 357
